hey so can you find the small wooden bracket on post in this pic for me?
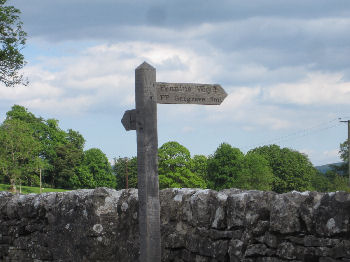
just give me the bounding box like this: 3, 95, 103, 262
121, 62, 227, 262
121, 109, 136, 131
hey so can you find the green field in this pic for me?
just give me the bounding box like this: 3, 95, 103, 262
0, 184, 69, 194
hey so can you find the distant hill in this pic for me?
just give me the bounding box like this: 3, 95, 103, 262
315, 162, 343, 174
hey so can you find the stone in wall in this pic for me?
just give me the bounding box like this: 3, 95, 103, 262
0, 187, 350, 261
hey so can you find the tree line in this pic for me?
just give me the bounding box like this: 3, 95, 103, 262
0, 105, 115, 192
114, 141, 349, 193
1, 105, 349, 193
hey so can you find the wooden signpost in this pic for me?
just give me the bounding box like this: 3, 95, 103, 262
121, 62, 227, 262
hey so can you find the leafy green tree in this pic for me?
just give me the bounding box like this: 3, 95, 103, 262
67, 129, 85, 150
70, 165, 95, 189
1, 105, 118, 190
323, 139, 350, 192
235, 152, 274, 191
5, 105, 48, 147
207, 143, 244, 190
206, 143, 273, 191
158, 141, 206, 189
6, 105, 38, 123
340, 140, 348, 163
41, 118, 69, 186
20, 151, 47, 187
191, 154, 208, 180
4, 105, 88, 189
114, 157, 138, 189
310, 171, 332, 192
0, 0, 27, 86
2, 106, 50, 186
52, 128, 87, 189
0, 119, 41, 192
53, 143, 84, 189
5, 106, 57, 186
321, 170, 350, 192
250, 145, 315, 193
329, 140, 349, 176
158, 141, 192, 173
81, 148, 116, 188
331, 175, 350, 192
159, 168, 206, 189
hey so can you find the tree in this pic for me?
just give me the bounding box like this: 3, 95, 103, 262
331, 175, 350, 192
52, 129, 87, 188
70, 165, 95, 189
67, 129, 85, 150
41, 118, 70, 187
158, 141, 206, 189
235, 152, 274, 191
322, 139, 350, 192
310, 171, 332, 192
207, 143, 244, 190
114, 157, 138, 189
319, 169, 350, 193
64, 148, 116, 189
0, 118, 41, 192
0, 0, 27, 87
191, 154, 208, 180
4, 106, 61, 186
250, 145, 315, 193
80, 148, 116, 188
340, 140, 348, 163
53, 143, 84, 189
2, 105, 88, 189
6, 104, 37, 122
158, 141, 192, 173
206, 143, 273, 191
1, 105, 118, 190
329, 140, 349, 176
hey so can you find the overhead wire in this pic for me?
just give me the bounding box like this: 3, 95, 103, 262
242, 118, 342, 151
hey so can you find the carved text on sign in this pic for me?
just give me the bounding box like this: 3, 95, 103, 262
155, 82, 227, 105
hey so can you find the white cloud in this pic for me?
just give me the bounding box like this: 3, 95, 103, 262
205, 85, 293, 130
300, 148, 341, 166
322, 149, 340, 159
1, 40, 349, 135
201, 71, 350, 132
299, 148, 315, 157
0, 82, 62, 101
1, 42, 210, 115
265, 72, 350, 105
218, 86, 262, 111
22, 96, 95, 116
181, 126, 194, 133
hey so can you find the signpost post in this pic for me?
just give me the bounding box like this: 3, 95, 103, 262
121, 62, 227, 262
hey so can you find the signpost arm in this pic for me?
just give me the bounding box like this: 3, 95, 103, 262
135, 62, 161, 262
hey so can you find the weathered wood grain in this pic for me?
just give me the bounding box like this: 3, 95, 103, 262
155, 82, 227, 105
121, 109, 136, 131
135, 62, 161, 262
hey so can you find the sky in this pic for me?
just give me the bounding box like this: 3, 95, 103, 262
1, 0, 350, 166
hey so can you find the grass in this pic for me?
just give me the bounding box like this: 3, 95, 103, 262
0, 183, 69, 194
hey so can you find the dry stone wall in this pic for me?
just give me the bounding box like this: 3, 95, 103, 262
0, 187, 349, 261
